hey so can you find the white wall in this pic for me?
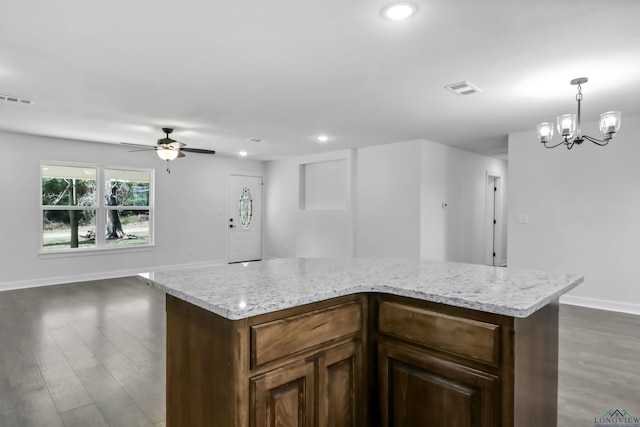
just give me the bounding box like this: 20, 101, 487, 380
263, 150, 354, 259
0, 131, 263, 290
421, 140, 508, 265
1, 129, 510, 290
507, 114, 640, 314
264, 139, 507, 264
356, 141, 422, 257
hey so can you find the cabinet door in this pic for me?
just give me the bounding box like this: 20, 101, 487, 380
252, 359, 315, 427
378, 342, 499, 427
318, 341, 361, 427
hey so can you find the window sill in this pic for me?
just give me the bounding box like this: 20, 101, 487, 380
39, 244, 154, 259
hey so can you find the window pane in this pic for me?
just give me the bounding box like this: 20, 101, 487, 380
42, 165, 96, 206
105, 169, 150, 207
43, 209, 97, 250
239, 187, 253, 229
105, 209, 150, 246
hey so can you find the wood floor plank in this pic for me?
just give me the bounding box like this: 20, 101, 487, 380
11, 379, 65, 427
558, 304, 640, 427
31, 341, 94, 413
0, 362, 20, 427
77, 364, 154, 427
98, 351, 165, 424
59, 403, 109, 427
69, 319, 121, 358
48, 325, 101, 372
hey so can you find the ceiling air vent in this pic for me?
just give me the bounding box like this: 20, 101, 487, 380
444, 81, 482, 96
0, 94, 34, 105
247, 138, 267, 143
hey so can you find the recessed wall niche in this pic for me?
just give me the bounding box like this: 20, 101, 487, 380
299, 159, 347, 210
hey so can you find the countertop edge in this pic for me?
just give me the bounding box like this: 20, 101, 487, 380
137, 272, 584, 320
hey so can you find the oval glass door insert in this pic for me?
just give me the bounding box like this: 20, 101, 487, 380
239, 187, 253, 229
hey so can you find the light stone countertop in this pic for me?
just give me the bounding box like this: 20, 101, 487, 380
138, 258, 583, 320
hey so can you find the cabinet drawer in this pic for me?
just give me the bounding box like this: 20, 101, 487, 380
378, 301, 500, 366
252, 301, 362, 367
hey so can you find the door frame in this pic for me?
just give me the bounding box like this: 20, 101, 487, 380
485, 170, 504, 267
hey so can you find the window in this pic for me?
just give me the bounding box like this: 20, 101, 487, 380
239, 187, 253, 229
41, 163, 153, 252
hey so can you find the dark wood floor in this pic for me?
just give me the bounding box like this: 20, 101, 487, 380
0, 277, 166, 427
0, 277, 638, 426
558, 304, 640, 426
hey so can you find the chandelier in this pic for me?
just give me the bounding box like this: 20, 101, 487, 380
537, 77, 621, 149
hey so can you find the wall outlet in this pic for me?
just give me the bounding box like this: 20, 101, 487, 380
517, 214, 529, 224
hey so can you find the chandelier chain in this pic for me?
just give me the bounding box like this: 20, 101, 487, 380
576, 84, 583, 102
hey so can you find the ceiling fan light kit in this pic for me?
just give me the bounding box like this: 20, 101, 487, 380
121, 127, 216, 173
537, 77, 621, 150
156, 148, 179, 161
156, 128, 182, 161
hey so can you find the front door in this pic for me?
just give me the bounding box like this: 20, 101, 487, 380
228, 175, 262, 263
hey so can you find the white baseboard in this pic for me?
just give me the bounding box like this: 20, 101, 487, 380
0, 259, 226, 292
560, 294, 640, 316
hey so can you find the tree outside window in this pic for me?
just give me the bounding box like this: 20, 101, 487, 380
41, 164, 153, 251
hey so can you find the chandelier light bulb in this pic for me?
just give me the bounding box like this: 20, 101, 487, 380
536, 123, 554, 142
557, 114, 576, 138
599, 111, 621, 136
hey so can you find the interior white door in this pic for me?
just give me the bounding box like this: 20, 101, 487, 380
228, 175, 263, 263
485, 173, 503, 267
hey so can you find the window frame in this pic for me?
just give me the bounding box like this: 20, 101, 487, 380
40, 161, 155, 255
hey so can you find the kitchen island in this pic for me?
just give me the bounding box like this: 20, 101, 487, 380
139, 258, 583, 427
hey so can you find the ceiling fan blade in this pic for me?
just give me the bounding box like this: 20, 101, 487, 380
127, 148, 157, 152
121, 142, 156, 149
181, 147, 216, 155
178, 151, 186, 158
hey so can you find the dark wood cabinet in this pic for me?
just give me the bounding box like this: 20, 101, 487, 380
378, 341, 499, 427
318, 341, 361, 426
250, 340, 362, 427
375, 298, 502, 426
251, 359, 315, 427
166, 294, 366, 427
165, 292, 559, 427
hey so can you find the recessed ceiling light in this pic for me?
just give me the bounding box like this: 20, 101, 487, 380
317, 135, 330, 143
381, 2, 417, 21
239, 150, 248, 157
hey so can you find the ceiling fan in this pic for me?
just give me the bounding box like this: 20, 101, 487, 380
122, 128, 216, 172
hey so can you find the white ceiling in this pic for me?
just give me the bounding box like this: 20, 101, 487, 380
1, 0, 639, 161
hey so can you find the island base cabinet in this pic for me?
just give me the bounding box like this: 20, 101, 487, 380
318, 341, 361, 427
251, 341, 362, 427
378, 341, 500, 427
165, 294, 560, 427
251, 359, 315, 427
